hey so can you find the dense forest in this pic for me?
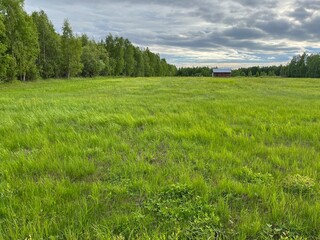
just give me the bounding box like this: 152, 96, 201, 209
0, 0, 177, 82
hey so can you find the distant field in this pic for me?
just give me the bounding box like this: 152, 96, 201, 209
0, 77, 319, 239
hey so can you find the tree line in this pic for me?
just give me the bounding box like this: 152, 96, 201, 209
232, 53, 320, 78
177, 53, 320, 78
285, 53, 320, 78
1, 0, 319, 82
231, 65, 283, 77
176, 67, 213, 77
0, 0, 177, 82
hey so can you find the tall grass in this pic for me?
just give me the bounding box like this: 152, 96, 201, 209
0, 77, 319, 239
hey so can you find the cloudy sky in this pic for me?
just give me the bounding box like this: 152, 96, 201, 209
24, 0, 320, 68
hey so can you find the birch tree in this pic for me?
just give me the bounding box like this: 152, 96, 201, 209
61, 19, 82, 78
2, 0, 39, 81
32, 11, 61, 79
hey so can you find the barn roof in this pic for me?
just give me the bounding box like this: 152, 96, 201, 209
213, 68, 232, 73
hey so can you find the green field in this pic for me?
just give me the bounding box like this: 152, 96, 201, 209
0, 77, 319, 239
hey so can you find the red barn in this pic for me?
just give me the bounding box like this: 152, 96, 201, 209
212, 68, 232, 77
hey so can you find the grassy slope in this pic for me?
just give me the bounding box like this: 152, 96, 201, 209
0, 77, 319, 239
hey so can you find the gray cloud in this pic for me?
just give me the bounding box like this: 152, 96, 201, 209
295, 0, 320, 9
304, 15, 320, 36
223, 27, 267, 39
24, 0, 320, 67
289, 8, 311, 21
236, 0, 278, 8
255, 19, 292, 36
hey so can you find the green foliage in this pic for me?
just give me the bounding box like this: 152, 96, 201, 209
105, 34, 116, 75
268, 70, 276, 76
283, 174, 316, 195
143, 48, 152, 77
0, 54, 16, 82
2, 0, 39, 81
0, 14, 15, 82
234, 65, 285, 78
144, 184, 222, 238
113, 37, 125, 75
81, 43, 105, 77
133, 46, 144, 77
31, 11, 61, 79
61, 19, 83, 78
103, 35, 174, 77
0, 15, 6, 52
306, 54, 320, 78
0, 1, 176, 80
260, 71, 267, 77
235, 167, 273, 184
261, 224, 307, 240
96, 43, 110, 76
286, 52, 320, 78
177, 66, 213, 77
124, 39, 135, 76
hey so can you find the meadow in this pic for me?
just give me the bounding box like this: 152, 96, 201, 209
0, 77, 319, 239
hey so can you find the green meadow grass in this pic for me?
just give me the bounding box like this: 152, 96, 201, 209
0, 77, 319, 239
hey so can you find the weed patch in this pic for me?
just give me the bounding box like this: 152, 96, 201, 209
144, 184, 223, 238
261, 224, 307, 240
235, 167, 274, 184
283, 174, 316, 195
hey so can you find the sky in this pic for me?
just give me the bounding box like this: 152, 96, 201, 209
24, 0, 320, 68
